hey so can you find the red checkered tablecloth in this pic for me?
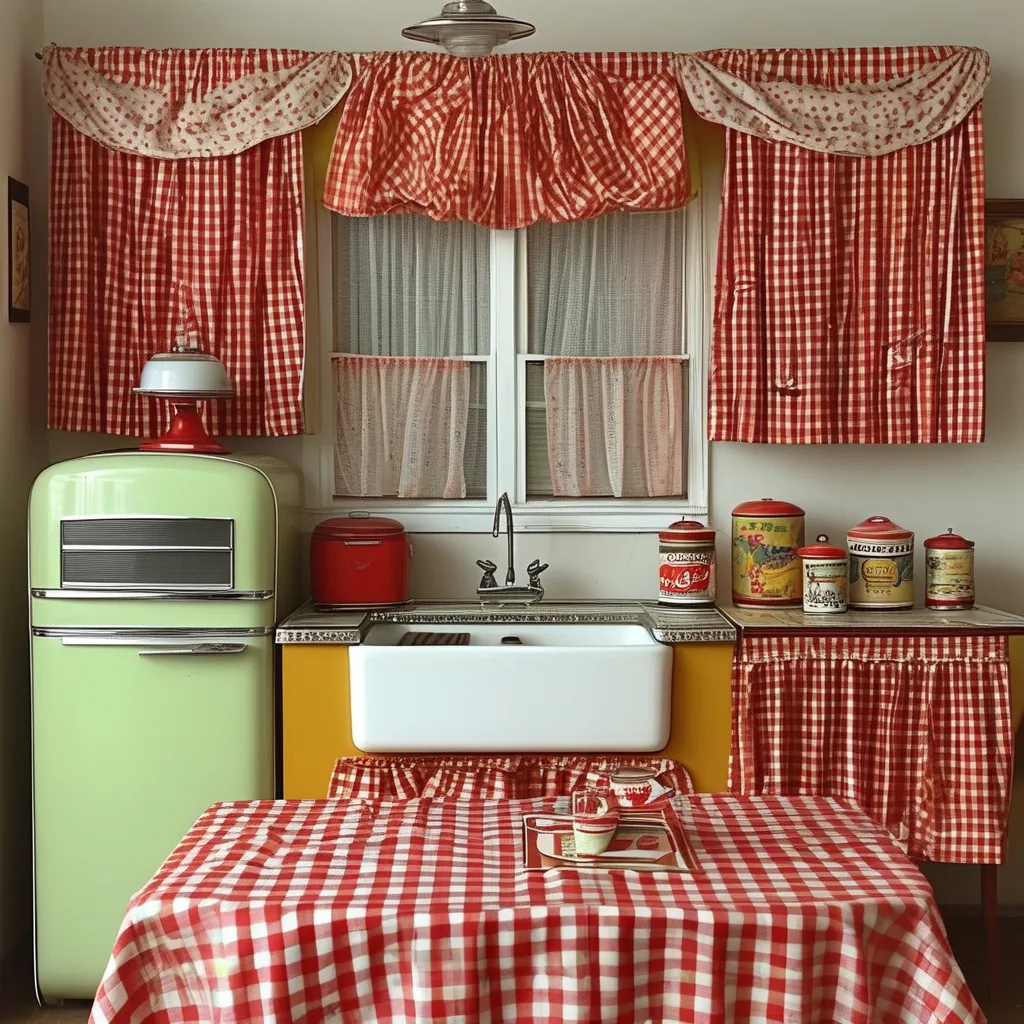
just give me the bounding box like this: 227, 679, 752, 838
88, 795, 981, 1024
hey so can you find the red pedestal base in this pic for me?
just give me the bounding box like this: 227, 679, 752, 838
140, 401, 228, 454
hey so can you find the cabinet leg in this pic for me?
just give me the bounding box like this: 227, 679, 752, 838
981, 864, 999, 1002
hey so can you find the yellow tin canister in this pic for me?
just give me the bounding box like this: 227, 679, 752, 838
847, 515, 914, 610
731, 498, 805, 606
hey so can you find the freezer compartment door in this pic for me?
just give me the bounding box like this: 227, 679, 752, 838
32, 632, 275, 1001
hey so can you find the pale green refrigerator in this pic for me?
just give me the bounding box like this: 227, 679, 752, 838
29, 450, 300, 1002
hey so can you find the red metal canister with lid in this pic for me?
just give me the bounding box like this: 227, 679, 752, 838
924, 528, 975, 610
310, 512, 412, 608
658, 519, 716, 606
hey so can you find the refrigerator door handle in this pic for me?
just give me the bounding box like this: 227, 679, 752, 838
137, 643, 248, 657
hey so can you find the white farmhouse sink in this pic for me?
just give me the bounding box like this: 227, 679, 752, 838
349, 623, 672, 753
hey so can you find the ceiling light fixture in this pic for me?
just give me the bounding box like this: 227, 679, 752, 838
402, 0, 535, 57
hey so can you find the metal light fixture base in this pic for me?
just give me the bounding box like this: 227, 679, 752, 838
140, 401, 229, 454
402, 0, 535, 56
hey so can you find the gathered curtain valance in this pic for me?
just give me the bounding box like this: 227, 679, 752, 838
322, 51, 693, 230
41, 44, 352, 158
676, 46, 989, 157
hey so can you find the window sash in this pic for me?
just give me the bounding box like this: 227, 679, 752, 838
311, 203, 712, 530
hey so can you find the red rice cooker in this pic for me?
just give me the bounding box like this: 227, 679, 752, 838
310, 513, 412, 608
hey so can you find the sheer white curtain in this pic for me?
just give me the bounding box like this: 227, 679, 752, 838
334, 356, 470, 498
544, 357, 684, 498
527, 211, 686, 356
332, 214, 489, 496
334, 214, 490, 356
529, 210, 688, 497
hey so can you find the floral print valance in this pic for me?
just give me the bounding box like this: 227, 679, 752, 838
676, 46, 988, 157
41, 44, 352, 158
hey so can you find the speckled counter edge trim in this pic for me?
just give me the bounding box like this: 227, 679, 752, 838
275, 611, 738, 646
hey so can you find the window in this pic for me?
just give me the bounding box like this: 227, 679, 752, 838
308, 192, 713, 532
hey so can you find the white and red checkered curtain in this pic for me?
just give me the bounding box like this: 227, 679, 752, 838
43, 46, 351, 436
729, 634, 1013, 863
686, 47, 989, 444
322, 52, 693, 229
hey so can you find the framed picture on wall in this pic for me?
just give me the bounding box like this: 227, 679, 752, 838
985, 198, 1024, 342
7, 177, 30, 323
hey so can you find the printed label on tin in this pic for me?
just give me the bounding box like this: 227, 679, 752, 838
849, 553, 914, 606
803, 559, 848, 612
926, 551, 974, 600
660, 550, 715, 602
732, 517, 803, 602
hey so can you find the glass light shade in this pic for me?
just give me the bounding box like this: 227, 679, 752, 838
134, 351, 234, 399
402, 0, 535, 56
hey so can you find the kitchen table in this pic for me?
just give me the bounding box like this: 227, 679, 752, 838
89, 794, 982, 1024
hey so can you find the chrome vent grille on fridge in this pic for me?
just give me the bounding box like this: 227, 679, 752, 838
60, 517, 234, 590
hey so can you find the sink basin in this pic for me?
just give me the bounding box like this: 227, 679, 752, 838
349, 623, 672, 753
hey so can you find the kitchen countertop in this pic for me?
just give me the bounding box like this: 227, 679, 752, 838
722, 603, 1024, 636
275, 600, 737, 645
276, 599, 1024, 645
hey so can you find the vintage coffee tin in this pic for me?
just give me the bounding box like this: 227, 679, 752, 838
798, 534, 848, 614
924, 528, 975, 610
658, 519, 716, 606
731, 498, 805, 606
847, 515, 914, 610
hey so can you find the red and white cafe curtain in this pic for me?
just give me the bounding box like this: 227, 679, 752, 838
42, 44, 988, 441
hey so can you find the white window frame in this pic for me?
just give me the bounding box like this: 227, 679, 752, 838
302, 192, 715, 533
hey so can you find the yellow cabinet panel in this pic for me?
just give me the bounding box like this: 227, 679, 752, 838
281, 641, 737, 798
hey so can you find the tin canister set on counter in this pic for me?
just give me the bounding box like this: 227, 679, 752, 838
658, 498, 976, 613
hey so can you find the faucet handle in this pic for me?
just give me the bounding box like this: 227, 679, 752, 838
476, 558, 498, 589
526, 559, 549, 588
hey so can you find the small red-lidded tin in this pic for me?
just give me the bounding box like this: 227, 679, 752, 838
310, 512, 413, 608
924, 528, 975, 610
658, 519, 716, 607
797, 534, 848, 614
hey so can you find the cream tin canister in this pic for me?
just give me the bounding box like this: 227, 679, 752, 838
847, 515, 914, 610
798, 534, 848, 613
731, 498, 805, 607
658, 519, 715, 606
924, 528, 975, 610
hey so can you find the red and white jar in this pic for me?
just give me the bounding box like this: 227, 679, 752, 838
658, 519, 716, 607
924, 528, 975, 610
797, 534, 848, 614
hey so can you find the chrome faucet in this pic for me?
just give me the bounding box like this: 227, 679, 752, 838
476, 492, 548, 605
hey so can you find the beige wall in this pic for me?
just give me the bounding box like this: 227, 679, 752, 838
41, 0, 1024, 906
0, 0, 49, 959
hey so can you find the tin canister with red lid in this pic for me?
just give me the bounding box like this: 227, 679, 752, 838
924, 528, 975, 610
847, 515, 914, 610
310, 512, 412, 608
658, 519, 716, 606
731, 498, 805, 606
798, 534, 848, 613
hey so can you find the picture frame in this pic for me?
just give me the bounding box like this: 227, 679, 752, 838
985, 198, 1024, 342
7, 177, 30, 323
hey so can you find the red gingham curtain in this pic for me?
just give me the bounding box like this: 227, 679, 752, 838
329, 755, 695, 801
706, 48, 987, 444
45, 48, 338, 436
323, 52, 692, 229
729, 634, 1013, 863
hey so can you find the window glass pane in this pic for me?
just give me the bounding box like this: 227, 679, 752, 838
333, 214, 490, 356
465, 363, 488, 498
526, 210, 686, 356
